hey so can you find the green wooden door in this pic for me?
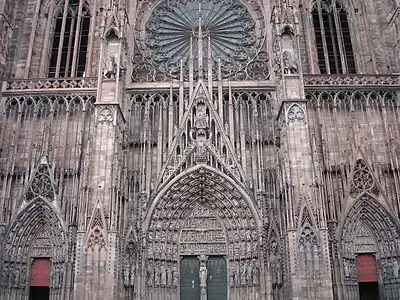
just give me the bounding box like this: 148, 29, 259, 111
180, 256, 200, 300
207, 256, 227, 300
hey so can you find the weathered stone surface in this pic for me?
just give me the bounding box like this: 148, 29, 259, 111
0, 0, 399, 299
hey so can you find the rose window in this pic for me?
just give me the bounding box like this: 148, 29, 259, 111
136, 0, 262, 79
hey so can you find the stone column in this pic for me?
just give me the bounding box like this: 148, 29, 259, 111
278, 72, 333, 300
73, 9, 127, 297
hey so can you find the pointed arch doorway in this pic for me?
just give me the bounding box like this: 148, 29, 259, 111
339, 194, 400, 300
142, 165, 263, 300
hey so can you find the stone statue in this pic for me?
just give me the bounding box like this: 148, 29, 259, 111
195, 105, 208, 129
344, 260, 350, 277
252, 259, 259, 285
172, 266, 179, 287
240, 262, 247, 285
104, 55, 118, 79
199, 262, 208, 288
393, 259, 399, 279
160, 262, 167, 285
147, 264, 154, 286
282, 51, 298, 74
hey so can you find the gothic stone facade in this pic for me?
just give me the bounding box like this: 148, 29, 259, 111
0, 0, 400, 299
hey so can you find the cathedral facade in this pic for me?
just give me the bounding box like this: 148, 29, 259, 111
0, 0, 400, 299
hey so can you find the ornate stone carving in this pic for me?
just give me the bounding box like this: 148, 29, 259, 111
87, 228, 106, 250
287, 103, 305, 122
4, 78, 98, 91
96, 106, 115, 125
25, 163, 55, 201
268, 239, 283, 288
304, 74, 399, 87
135, 0, 265, 80
244, 51, 270, 80
123, 241, 137, 287
350, 159, 378, 196
103, 55, 118, 79
282, 51, 298, 74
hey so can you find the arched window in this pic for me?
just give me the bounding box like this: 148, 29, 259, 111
312, 0, 356, 74
48, 0, 90, 78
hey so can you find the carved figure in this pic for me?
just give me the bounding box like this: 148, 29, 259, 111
160, 262, 167, 285
104, 55, 118, 79
240, 262, 247, 285
344, 260, 350, 277
199, 262, 207, 287
195, 105, 208, 129
147, 263, 154, 286
252, 259, 259, 285
282, 51, 298, 74
172, 266, 179, 286
394, 259, 399, 279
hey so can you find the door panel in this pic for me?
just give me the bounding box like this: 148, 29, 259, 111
30, 258, 51, 287
207, 256, 227, 300
356, 254, 378, 282
180, 256, 200, 300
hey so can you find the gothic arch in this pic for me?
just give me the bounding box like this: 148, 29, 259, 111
143, 164, 262, 231
338, 193, 400, 299
142, 165, 263, 299
339, 193, 400, 256
0, 198, 67, 296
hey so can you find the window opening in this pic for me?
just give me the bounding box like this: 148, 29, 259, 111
48, 0, 90, 78
312, 0, 356, 74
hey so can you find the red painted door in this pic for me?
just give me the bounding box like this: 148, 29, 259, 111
30, 258, 52, 287
356, 254, 378, 282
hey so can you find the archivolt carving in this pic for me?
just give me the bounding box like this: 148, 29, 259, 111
144, 166, 262, 290
340, 195, 400, 258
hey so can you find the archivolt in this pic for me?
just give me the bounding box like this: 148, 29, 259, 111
339, 193, 400, 257
1, 197, 67, 262
144, 164, 262, 232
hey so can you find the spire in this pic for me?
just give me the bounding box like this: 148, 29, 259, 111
198, 0, 203, 79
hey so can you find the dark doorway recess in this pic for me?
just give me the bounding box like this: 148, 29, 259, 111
29, 286, 50, 300
358, 282, 379, 300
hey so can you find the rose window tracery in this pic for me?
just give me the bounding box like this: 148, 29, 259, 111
136, 0, 263, 79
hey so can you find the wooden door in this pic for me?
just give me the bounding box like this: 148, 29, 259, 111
207, 256, 227, 300
180, 256, 200, 300
30, 258, 51, 287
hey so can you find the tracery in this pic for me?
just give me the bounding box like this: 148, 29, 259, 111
136, 0, 261, 79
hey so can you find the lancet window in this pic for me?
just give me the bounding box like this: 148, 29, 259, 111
48, 0, 90, 78
311, 0, 356, 74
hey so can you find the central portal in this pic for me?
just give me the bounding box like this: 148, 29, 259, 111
144, 166, 262, 300
180, 256, 227, 300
